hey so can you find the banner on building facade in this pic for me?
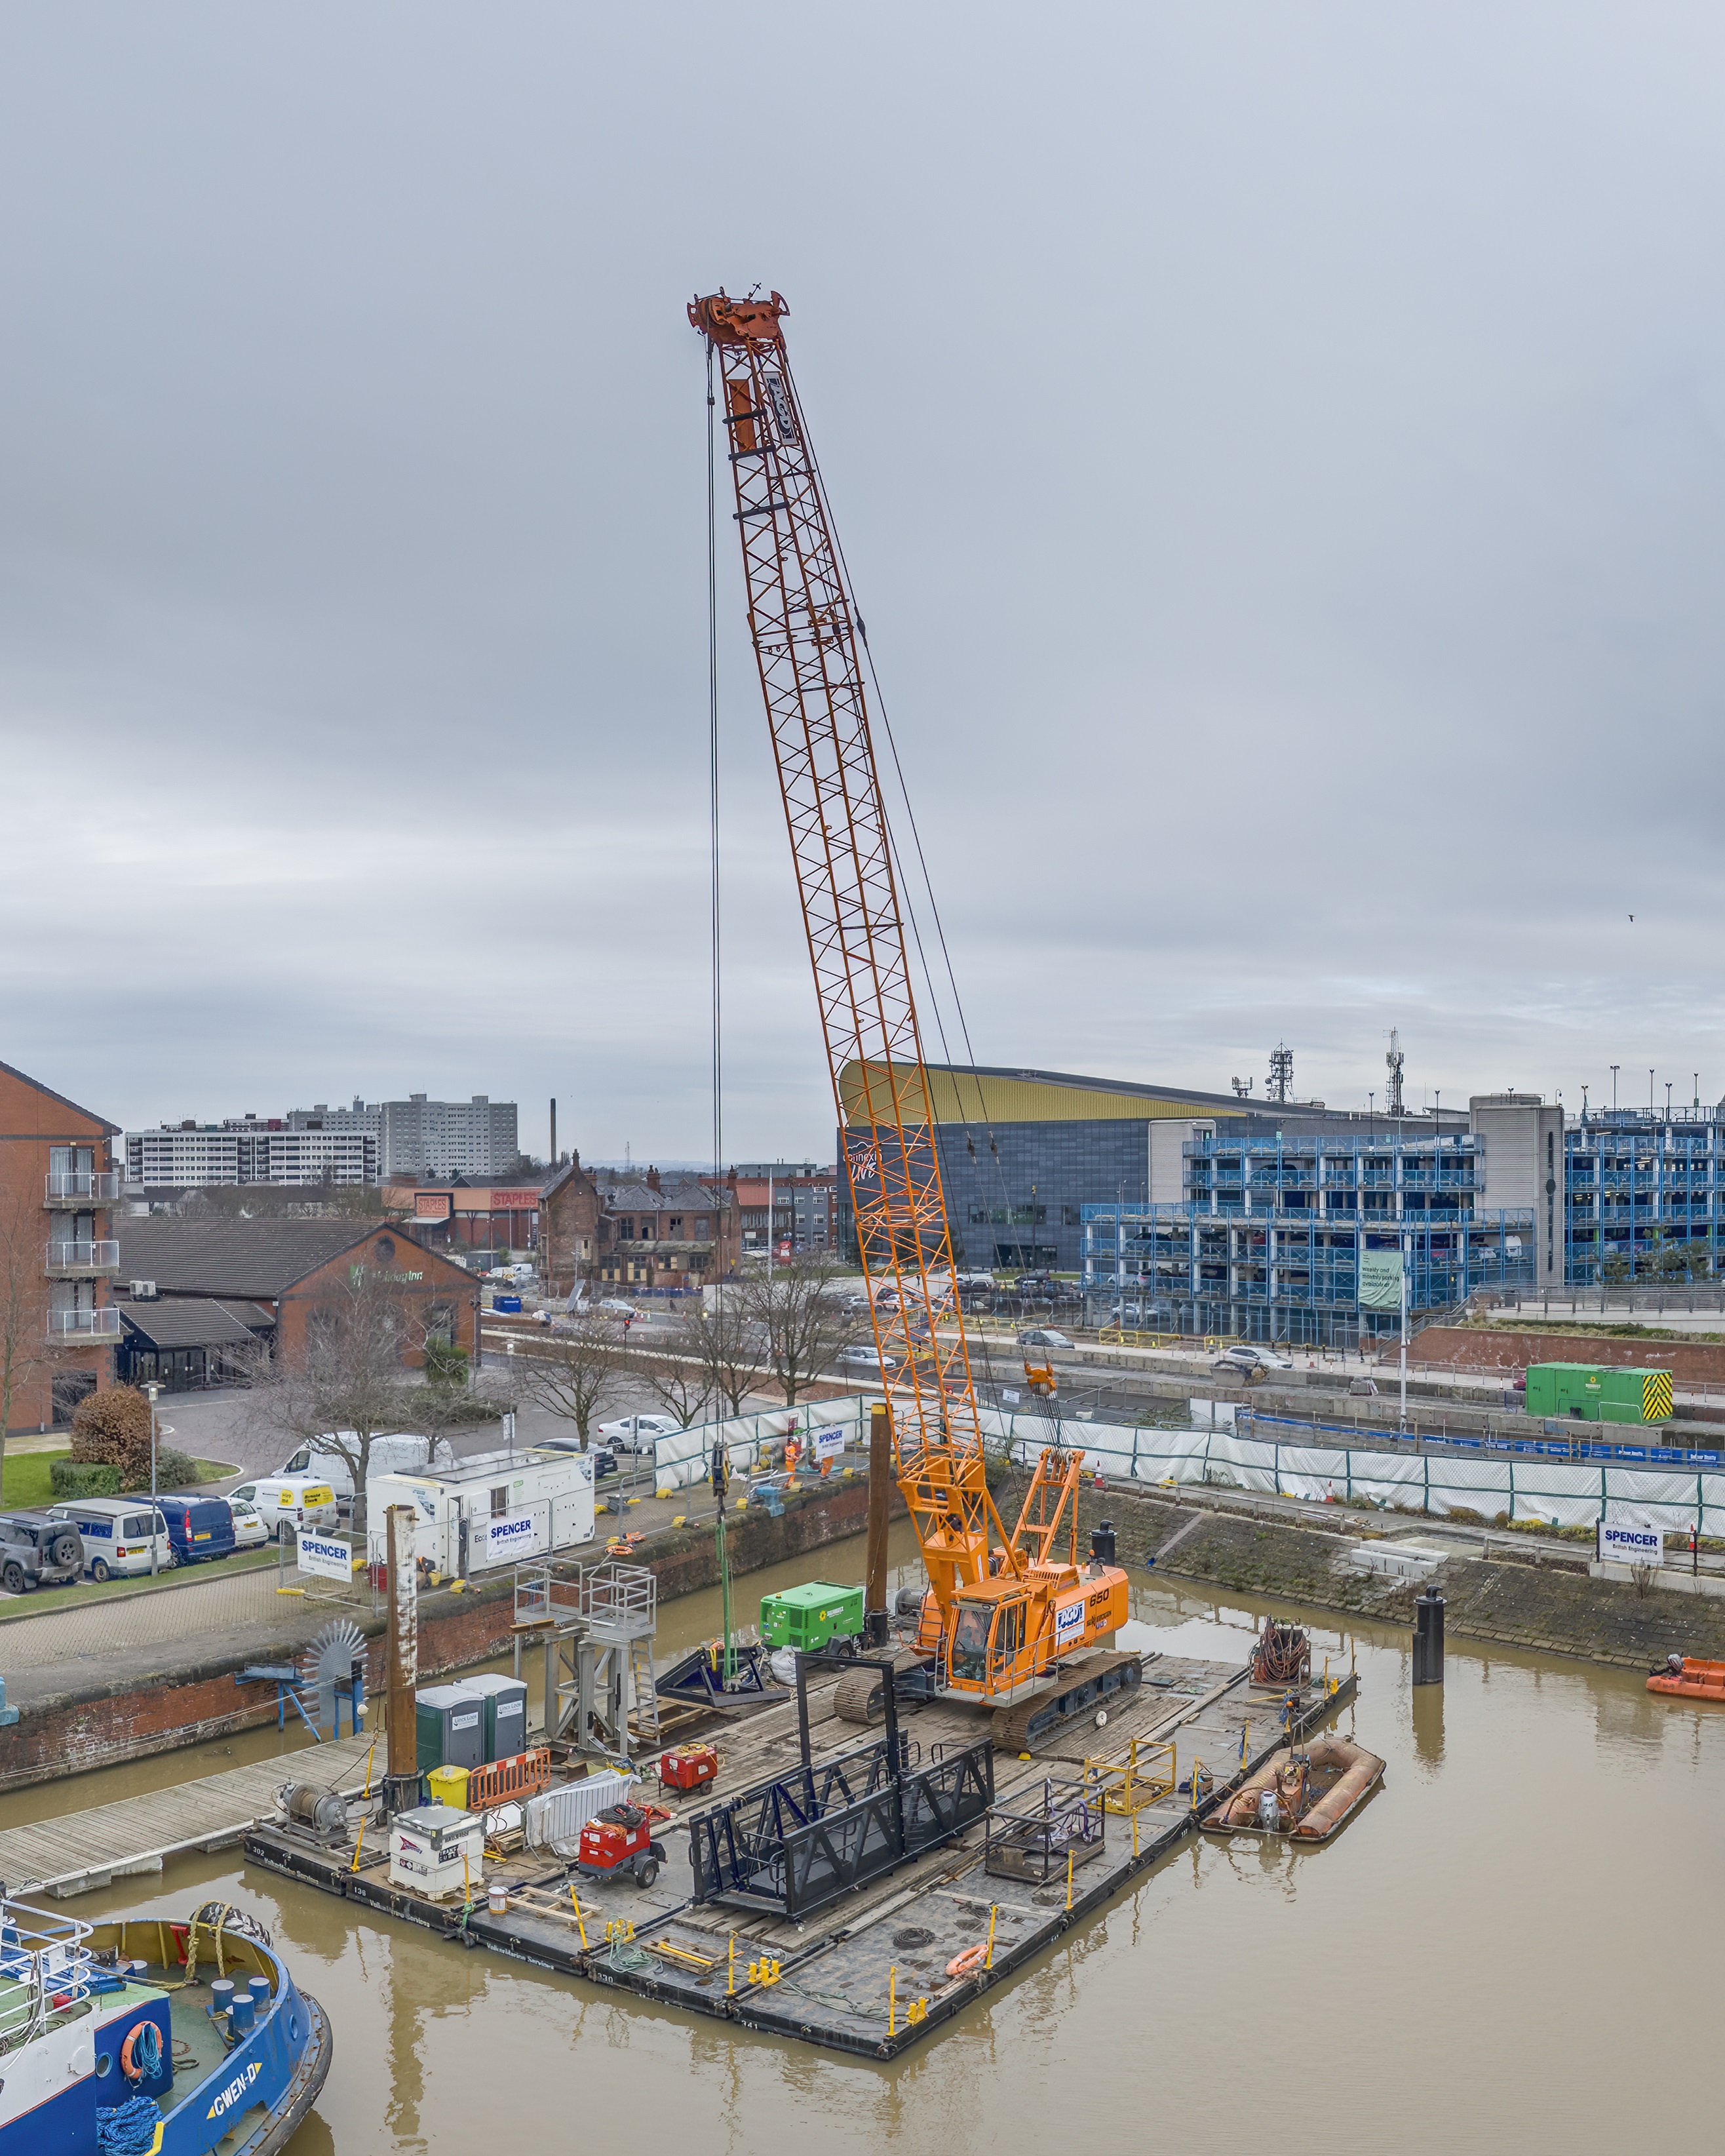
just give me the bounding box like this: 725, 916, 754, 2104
1357, 1248, 1405, 1312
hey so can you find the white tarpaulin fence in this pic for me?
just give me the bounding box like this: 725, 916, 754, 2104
639, 1390, 1725, 1533
977, 1408, 1725, 1535
649, 1394, 876, 1491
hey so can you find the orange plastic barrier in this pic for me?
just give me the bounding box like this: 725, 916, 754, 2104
467, 1747, 552, 1809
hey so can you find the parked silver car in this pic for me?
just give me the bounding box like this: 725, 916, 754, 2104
1211, 1343, 1294, 1377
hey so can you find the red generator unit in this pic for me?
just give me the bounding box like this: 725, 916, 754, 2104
574, 1803, 669, 1889
659, 1744, 719, 1795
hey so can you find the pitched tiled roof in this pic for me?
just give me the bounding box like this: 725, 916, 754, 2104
117, 1297, 263, 1348
117, 1218, 403, 1299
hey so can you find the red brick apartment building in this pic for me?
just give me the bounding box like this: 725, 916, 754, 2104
0, 1058, 122, 1434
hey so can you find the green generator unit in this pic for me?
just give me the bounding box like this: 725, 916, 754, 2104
1522, 1363, 1674, 1425
760, 1580, 865, 1653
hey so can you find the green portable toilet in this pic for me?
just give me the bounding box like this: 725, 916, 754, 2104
760, 1580, 866, 1653
453, 1673, 529, 1761
415, 1684, 484, 1773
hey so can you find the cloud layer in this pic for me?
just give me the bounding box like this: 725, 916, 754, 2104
3, 3, 1722, 1158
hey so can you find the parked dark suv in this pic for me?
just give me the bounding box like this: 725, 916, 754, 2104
0, 1511, 85, 1594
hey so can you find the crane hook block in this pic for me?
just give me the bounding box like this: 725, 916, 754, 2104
689, 290, 789, 345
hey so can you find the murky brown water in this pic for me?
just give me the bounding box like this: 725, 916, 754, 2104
21, 1534, 1724, 2153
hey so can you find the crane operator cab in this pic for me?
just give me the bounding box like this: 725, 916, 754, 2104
947, 1584, 1032, 1695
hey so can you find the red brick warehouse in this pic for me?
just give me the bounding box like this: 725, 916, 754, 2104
112, 1216, 479, 1375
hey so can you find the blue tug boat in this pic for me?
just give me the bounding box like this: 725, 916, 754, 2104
0, 1896, 330, 2156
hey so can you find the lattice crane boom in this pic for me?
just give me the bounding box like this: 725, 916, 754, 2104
688, 288, 1015, 1608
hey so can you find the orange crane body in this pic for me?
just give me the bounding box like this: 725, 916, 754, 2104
689, 289, 1132, 1733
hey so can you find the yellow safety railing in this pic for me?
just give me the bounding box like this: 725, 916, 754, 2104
1083, 1736, 1176, 1814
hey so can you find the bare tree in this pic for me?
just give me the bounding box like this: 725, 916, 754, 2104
513, 1317, 627, 1447
242, 1267, 464, 1531
673, 1292, 771, 1417
625, 1326, 712, 1428
735, 1262, 861, 1407
0, 1181, 50, 1480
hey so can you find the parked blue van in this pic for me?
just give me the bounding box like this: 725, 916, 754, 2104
147, 1493, 237, 1563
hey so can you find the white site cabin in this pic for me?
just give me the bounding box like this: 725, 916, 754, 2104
366, 1447, 595, 1577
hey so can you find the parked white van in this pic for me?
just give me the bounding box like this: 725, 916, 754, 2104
279, 1432, 454, 1510
225, 1478, 340, 1542
47, 1499, 174, 1582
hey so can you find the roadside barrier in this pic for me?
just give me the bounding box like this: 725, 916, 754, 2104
467, 1748, 552, 1809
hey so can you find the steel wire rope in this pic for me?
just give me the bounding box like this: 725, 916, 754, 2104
707, 338, 724, 1193
755, 353, 965, 1434
797, 429, 1030, 1427
796, 406, 1039, 1453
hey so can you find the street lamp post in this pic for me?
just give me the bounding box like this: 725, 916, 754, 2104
143, 1381, 161, 1576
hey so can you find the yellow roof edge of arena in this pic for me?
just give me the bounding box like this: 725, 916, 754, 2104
838, 1061, 1252, 1128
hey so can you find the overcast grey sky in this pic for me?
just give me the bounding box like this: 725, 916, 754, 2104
3, 3, 1722, 1162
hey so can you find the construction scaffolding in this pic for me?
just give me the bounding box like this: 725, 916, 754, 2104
1082, 1201, 1536, 1346
511, 1559, 659, 1764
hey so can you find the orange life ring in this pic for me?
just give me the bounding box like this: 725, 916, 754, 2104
120, 2020, 159, 2082
945, 1942, 988, 1980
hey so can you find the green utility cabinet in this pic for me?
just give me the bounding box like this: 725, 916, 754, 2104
760, 1580, 865, 1653
1522, 1363, 1674, 1424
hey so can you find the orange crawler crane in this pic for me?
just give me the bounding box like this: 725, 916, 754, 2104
689, 288, 1138, 1750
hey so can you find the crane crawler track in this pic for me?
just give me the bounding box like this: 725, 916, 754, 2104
832, 1651, 933, 1726
989, 1651, 1144, 1754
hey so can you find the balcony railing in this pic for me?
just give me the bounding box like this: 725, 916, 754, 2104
44, 1171, 119, 1205
47, 1306, 122, 1341
45, 1240, 120, 1276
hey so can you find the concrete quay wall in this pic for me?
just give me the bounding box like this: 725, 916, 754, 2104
996, 1470, 1725, 1673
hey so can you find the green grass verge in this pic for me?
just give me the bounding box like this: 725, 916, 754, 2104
1, 1450, 233, 1510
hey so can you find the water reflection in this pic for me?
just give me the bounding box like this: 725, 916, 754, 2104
1411, 1683, 1444, 1767
39, 1557, 1725, 2154
384, 1930, 427, 2151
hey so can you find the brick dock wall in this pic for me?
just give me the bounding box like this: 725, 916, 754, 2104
0, 1476, 893, 1794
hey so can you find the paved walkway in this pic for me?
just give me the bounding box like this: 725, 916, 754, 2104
2, 1563, 293, 1672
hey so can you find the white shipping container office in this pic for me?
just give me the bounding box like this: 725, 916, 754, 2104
366, 1447, 594, 1577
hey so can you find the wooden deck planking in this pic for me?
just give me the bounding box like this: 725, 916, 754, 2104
5, 1732, 379, 1897
248, 1651, 1367, 2056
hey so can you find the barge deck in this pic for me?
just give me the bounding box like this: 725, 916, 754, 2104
244, 1651, 1359, 2059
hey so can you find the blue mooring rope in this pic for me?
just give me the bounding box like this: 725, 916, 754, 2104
98, 2092, 163, 2155
126, 2018, 163, 2081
